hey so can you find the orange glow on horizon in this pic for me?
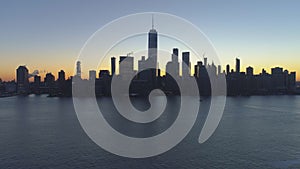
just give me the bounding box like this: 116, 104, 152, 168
1, 64, 299, 82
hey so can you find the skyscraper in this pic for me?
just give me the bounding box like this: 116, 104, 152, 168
76, 61, 81, 78
204, 57, 208, 67
209, 62, 217, 76
172, 48, 178, 62
271, 67, 285, 89
288, 72, 296, 90
137, 17, 158, 85
99, 70, 110, 78
58, 70, 65, 81
182, 52, 190, 77
148, 16, 158, 69
236, 58, 240, 73
33, 75, 41, 94
246, 66, 253, 76
226, 64, 230, 75
16, 65, 29, 94
166, 48, 179, 77
218, 65, 222, 75
34, 75, 41, 85
57, 70, 65, 94
44, 73, 55, 87
119, 56, 134, 76
89, 70, 96, 81
195, 61, 203, 78
194, 64, 199, 77
111, 57, 116, 76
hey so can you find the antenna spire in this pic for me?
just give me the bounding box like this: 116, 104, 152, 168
152, 14, 154, 29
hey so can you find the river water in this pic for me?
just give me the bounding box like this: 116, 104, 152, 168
1, 95, 300, 168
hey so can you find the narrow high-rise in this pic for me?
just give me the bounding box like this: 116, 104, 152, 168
182, 52, 190, 77
89, 70, 96, 81
76, 61, 81, 79
111, 57, 116, 76
16, 65, 29, 94
148, 15, 158, 69
58, 70, 65, 81
218, 65, 222, 75
226, 64, 230, 75
166, 48, 179, 78
236, 58, 240, 73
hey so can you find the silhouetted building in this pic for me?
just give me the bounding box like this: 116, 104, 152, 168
34, 75, 41, 85
245, 67, 254, 94
217, 65, 221, 75
96, 70, 111, 96
55, 70, 66, 95
165, 49, 180, 94
288, 72, 296, 92
148, 20, 158, 69
204, 58, 207, 67
138, 56, 146, 73
208, 62, 217, 77
119, 56, 134, 77
166, 48, 179, 78
182, 52, 190, 77
58, 70, 65, 82
111, 57, 116, 76
44, 73, 55, 87
194, 64, 199, 77
0, 81, 4, 95
172, 48, 178, 60
236, 58, 240, 73
246, 66, 253, 76
99, 70, 110, 78
2, 81, 16, 94
76, 61, 81, 79
194, 61, 203, 78
198, 61, 210, 95
226, 64, 230, 75
16, 65, 29, 94
32, 75, 41, 94
89, 70, 96, 81
271, 67, 285, 92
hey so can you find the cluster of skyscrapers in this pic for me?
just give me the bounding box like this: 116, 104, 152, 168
15, 66, 71, 96
0, 24, 297, 97
225, 58, 296, 95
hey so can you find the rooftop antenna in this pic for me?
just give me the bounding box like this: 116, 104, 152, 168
152, 14, 154, 29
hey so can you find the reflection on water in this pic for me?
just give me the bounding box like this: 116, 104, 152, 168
1, 95, 300, 168
99, 96, 181, 138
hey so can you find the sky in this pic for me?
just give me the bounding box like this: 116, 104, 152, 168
0, 0, 299, 81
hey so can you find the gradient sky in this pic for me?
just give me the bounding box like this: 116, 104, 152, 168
0, 0, 299, 81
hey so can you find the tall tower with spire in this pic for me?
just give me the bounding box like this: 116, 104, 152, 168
148, 14, 158, 69
138, 14, 158, 86
76, 60, 81, 79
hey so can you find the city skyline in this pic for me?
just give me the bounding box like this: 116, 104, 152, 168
6, 53, 296, 97
0, 1, 300, 81
1, 23, 296, 97
0, 54, 297, 83
0, 14, 298, 83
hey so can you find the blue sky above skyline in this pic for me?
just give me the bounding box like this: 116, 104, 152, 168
0, 0, 299, 80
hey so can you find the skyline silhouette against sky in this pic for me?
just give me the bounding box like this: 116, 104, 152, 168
0, 0, 299, 81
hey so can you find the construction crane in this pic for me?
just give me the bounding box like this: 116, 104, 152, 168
127, 51, 134, 57
28, 70, 39, 78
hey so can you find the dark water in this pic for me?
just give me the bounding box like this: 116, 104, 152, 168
1, 95, 300, 169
